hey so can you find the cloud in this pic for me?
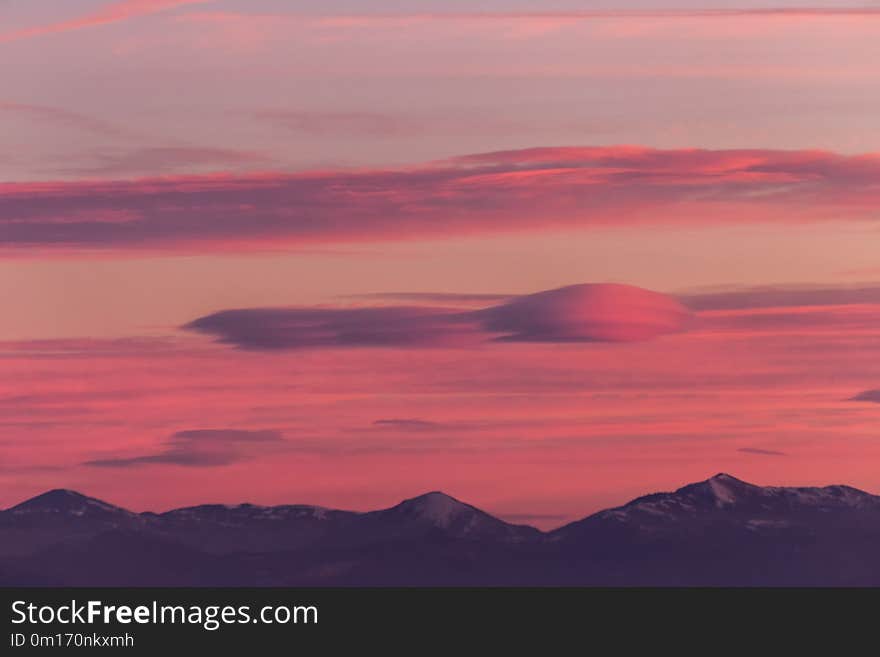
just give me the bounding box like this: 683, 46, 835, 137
0, 337, 177, 359
252, 109, 543, 139
183, 8, 880, 26
697, 305, 880, 336
254, 110, 416, 137
184, 283, 690, 350
738, 447, 787, 457
478, 283, 689, 343
185, 306, 480, 350
2, 145, 879, 253
681, 284, 880, 311
0, 102, 269, 178
66, 146, 270, 177
84, 428, 283, 468
361, 284, 880, 315
0, 0, 213, 43
0, 102, 127, 138
849, 390, 880, 403
343, 292, 515, 306
372, 419, 445, 431
677, 284, 880, 337
184, 280, 880, 350
838, 266, 880, 278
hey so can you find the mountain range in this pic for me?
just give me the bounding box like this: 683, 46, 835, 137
2, 473, 879, 586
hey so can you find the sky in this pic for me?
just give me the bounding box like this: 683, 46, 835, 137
1, 1, 879, 527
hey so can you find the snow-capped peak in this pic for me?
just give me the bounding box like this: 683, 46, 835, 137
392, 492, 472, 528
7, 489, 129, 516
705, 473, 756, 505
709, 472, 746, 485
594, 473, 880, 526
671, 473, 762, 508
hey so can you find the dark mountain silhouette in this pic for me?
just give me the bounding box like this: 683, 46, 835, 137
544, 473, 880, 586
0, 489, 144, 560
361, 491, 541, 543
2, 474, 879, 586
6, 489, 137, 523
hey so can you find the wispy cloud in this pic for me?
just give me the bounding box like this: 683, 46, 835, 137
849, 390, 880, 403
681, 284, 880, 311
0, 101, 268, 177
343, 292, 515, 306
251, 108, 556, 139
0, 102, 128, 138
372, 419, 446, 431
738, 447, 787, 457
253, 110, 416, 137
65, 146, 270, 177
3, 146, 879, 253
84, 428, 284, 468
0, 0, 213, 43
183, 8, 880, 24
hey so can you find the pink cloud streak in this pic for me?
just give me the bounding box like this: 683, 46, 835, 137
183, 9, 880, 25
0, 0, 212, 43
2, 146, 879, 254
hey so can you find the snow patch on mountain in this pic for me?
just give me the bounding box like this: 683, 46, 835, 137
584, 473, 880, 531
160, 503, 339, 523
707, 476, 739, 506
395, 492, 471, 528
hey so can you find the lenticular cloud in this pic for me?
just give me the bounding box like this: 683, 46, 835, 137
479, 284, 690, 343
184, 283, 691, 350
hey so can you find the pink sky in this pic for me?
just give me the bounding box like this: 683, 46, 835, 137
1, 1, 879, 526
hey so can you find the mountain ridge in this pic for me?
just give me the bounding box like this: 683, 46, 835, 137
4, 473, 878, 531
4, 474, 880, 586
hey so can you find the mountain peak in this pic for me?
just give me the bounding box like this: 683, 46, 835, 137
7, 489, 129, 516
392, 491, 471, 527
38, 488, 83, 498
703, 473, 759, 489
709, 472, 743, 483
586, 473, 880, 531
408, 490, 459, 503
677, 472, 760, 507
372, 490, 539, 541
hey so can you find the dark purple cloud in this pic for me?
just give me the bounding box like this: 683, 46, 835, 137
849, 390, 880, 404
344, 292, 515, 305
681, 285, 880, 311
184, 283, 691, 350
84, 429, 284, 468
697, 306, 880, 334
372, 419, 445, 430
184, 306, 480, 350
2, 146, 879, 252
738, 447, 788, 457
